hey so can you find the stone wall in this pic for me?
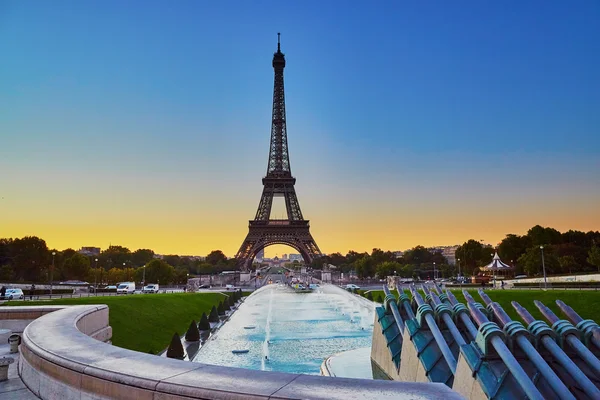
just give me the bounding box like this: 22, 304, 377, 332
17, 304, 463, 399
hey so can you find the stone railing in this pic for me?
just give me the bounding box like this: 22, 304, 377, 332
0, 305, 67, 334
19, 304, 462, 399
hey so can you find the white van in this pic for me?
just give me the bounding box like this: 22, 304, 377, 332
117, 282, 135, 294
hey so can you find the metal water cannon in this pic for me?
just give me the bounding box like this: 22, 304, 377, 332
556, 299, 600, 350
476, 291, 574, 400
463, 291, 544, 400
409, 285, 457, 374
512, 301, 600, 399
534, 300, 600, 377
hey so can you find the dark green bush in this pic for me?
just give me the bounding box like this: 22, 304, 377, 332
166, 332, 184, 359
198, 312, 210, 330
209, 305, 220, 322
185, 320, 200, 342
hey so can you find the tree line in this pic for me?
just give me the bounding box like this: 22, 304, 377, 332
310, 225, 600, 279
2, 224, 599, 284
0, 237, 237, 285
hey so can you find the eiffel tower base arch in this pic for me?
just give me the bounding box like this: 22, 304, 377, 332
235, 221, 320, 270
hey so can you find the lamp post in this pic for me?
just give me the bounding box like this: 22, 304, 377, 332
50, 251, 56, 297
142, 265, 146, 286
433, 262, 436, 281
457, 258, 461, 288
540, 246, 547, 290
94, 258, 98, 295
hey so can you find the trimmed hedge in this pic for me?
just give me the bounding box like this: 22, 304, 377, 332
209, 305, 219, 322
198, 312, 210, 330
166, 332, 184, 359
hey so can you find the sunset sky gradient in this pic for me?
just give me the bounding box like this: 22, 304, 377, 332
1, 1, 599, 258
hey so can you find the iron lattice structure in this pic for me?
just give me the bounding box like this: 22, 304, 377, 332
235, 34, 322, 270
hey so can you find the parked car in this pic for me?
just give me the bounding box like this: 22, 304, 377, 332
142, 284, 159, 294
225, 284, 239, 290
344, 284, 361, 290
198, 284, 210, 289
117, 282, 136, 294
4, 288, 24, 300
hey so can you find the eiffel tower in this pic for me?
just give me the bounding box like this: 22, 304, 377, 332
235, 34, 322, 270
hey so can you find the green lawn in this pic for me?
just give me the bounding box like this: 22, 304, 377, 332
363, 289, 600, 324
3, 293, 228, 354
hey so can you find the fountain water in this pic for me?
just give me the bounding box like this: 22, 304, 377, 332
194, 284, 375, 375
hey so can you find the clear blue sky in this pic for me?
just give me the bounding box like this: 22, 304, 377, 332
1, 1, 599, 256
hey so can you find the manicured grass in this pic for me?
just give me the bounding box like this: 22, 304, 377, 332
362, 289, 600, 324
3, 293, 227, 354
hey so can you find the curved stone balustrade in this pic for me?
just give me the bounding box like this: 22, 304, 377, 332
19, 304, 463, 399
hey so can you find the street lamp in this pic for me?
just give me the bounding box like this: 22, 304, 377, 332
433, 262, 436, 281
50, 252, 56, 297
540, 246, 547, 290
457, 258, 461, 288
142, 265, 146, 286
94, 258, 98, 295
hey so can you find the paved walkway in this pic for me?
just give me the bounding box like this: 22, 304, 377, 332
0, 344, 37, 399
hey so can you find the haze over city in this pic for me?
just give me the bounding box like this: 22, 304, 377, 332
1, 1, 599, 258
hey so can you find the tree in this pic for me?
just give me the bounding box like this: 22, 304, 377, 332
107, 268, 125, 284
455, 240, 493, 276
142, 259, 175, 284
354, 256, 374, 279
62, 253, 90, 280
206, 250, 227, 266
0, 265, 14, 281
587, 244, 600, 272
498, 234, 531, 264
11, 236, 49, 282
527, 225, 562, 247
375, 261, 402, 279
100, 245, 131, 270
558, 256, 577, 275
162, 255, 182, 267
131, 249, 154, 267
517, 246, 560, 276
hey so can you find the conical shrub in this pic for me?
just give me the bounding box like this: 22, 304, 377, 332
185, 320, 200, 342
209, 305, 219, 322
376, 294, 383, 303
198, 312, 210, 330
217, 301, 225, 315
223, 297, 231, 310
366, 291, 373, 301
231, 290, 238, 302
166, 332, 184, 359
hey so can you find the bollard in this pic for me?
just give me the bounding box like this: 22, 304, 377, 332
409, 285, 457, 373
8, 334, 20, 354
512, 301, 600, 399
556, 299, 600, 350
0, 357, 14, 382
476, 291, 575, 400
463, 292, 544, 400
534, 300, 600, 377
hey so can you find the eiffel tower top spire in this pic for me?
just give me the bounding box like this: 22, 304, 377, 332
267, 33, 290, 177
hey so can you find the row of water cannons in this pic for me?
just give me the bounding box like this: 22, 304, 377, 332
381, 283, 600, 399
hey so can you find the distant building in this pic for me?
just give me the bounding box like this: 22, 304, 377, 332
289, 254, 303, 262
78, 247, 100, 257
393, 251, 404, 259
426, 245, 459, 265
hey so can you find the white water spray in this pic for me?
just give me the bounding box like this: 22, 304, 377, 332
261, 288, 274, 370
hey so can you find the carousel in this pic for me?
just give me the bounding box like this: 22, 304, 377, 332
477, 252, 514, 287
